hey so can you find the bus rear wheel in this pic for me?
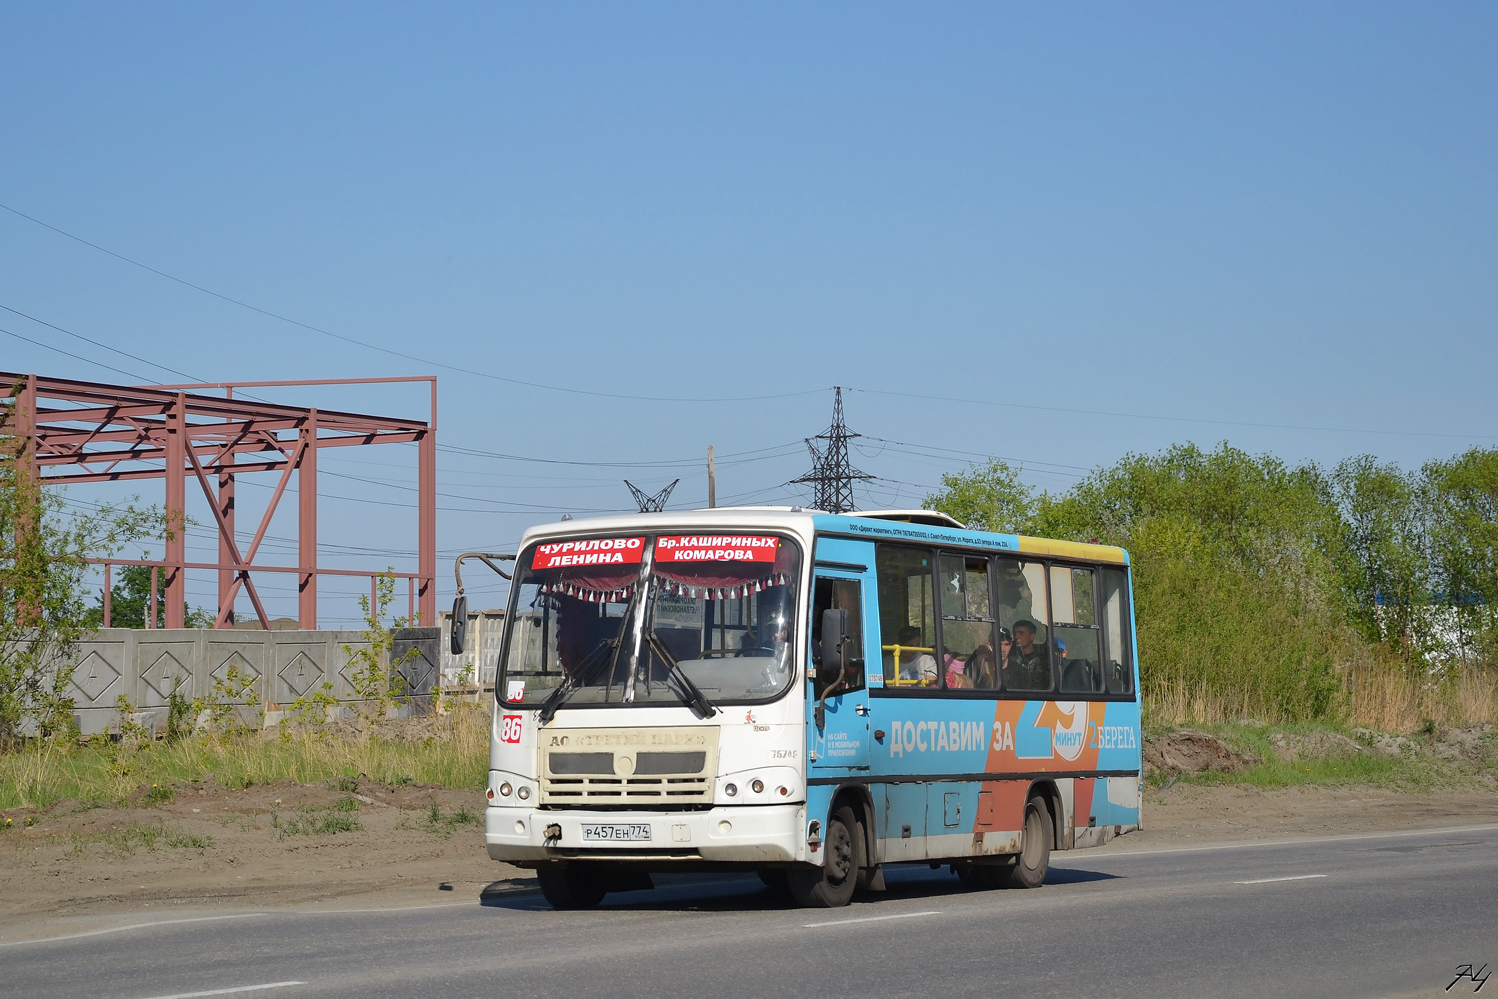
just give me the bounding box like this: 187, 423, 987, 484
788, 806, 861, 908
536, 861, 607, 910
1003, 794, 1053, 889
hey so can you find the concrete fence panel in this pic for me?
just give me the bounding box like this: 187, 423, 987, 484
58, 627, 439, 736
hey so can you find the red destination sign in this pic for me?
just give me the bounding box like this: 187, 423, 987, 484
655, 535, 780, 563
532, 537, 645, 570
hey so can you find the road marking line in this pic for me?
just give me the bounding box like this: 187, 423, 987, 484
1234, 874, 1328, 885
0, 913, 267, 948
136, 983, 305, 999
803, 910, 940, 928
1095, 822, 1498, 859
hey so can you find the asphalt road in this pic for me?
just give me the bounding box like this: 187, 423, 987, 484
5, 823, 1495, 999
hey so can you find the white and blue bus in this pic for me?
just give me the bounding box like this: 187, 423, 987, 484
462, 507, 1141, 909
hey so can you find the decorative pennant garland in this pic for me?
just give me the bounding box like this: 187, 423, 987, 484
655, 571, 792, 601
537, 571, 792, 603
538, 580, 636, 603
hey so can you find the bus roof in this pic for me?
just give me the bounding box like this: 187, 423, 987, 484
518, 507, 1129, 566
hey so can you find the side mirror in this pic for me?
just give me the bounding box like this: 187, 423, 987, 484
449, 595, 468, 656
820, 607, 849, 671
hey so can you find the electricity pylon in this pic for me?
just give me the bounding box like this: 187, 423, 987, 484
791, 387, 873, 513
625, 479, 678, 513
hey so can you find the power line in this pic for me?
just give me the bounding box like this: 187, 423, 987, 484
0, 201, 830, 406
856, 435, 1094, 473
0, 302, 206, 383
1, 324, 158, 383
435, 439, 806, 469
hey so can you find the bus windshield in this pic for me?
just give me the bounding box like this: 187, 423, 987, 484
498, 533, 802, 709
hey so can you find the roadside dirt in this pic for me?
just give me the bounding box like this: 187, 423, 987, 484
0, 777, 522, 942
4, 777, 1498, 942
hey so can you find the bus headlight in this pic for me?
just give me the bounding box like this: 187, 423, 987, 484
498, 782, 513, 798
751, 779, 765, 794
517, 786, 531, 800
724, 783, 738, 797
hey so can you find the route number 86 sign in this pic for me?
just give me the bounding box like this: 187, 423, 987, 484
500, 715, 523, 744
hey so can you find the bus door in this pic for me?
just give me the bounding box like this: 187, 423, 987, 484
807, 571, 871, 776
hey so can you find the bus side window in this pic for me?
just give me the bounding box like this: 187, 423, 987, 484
875, 545, 939, 691
938, 554, 997, 691
1053, 565, 1103, 695
995, 558, 1053, 693
811, 577, 866, 698
1101, 567, 1134, 696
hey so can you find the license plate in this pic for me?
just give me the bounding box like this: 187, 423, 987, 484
581, 823, 652, 842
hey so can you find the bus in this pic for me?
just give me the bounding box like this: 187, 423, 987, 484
461, 507, 1141, 909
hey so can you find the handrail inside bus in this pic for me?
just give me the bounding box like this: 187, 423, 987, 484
882, 644, 939, 686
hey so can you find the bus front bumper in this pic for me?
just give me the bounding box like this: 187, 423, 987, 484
485, 803, 808, 864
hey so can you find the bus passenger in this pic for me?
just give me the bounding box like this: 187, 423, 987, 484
1004, 620, 1051, 690
944, 653, 972, 689
895, 625, 938, 685
967, 639, 998, 689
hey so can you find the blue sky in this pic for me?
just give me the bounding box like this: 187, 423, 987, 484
3, 4, 1496, 621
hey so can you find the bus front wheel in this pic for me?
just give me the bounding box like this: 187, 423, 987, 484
1003, 794, 1053, 889
788, 806, 861, 908
536, 861, 607, 910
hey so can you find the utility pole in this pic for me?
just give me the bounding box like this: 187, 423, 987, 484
791, 386, 873, 514
707, 445, 716, 509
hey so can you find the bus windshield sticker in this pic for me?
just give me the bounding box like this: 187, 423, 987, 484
655, 535, 780, 563
531, 537, 645, 569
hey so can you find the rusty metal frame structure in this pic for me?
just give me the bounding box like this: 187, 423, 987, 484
1, 372, 436, 630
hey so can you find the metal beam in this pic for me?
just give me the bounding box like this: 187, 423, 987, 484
298, 408, 318, 629
2, 371, 436, 632
164, 392, 186, 628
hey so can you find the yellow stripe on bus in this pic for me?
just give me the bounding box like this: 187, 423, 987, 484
1014, 536, 1128, 564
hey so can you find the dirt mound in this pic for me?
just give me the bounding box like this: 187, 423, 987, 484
1351, 727, 1415, 757
1432, 724, 1495, 761
1143, 730, 1260, 777
1268, 731, 1364, 763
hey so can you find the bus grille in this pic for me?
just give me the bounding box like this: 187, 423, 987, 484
540, 727, 718, 808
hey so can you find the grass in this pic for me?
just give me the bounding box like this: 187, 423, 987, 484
421, 801, 482, 839
0, 705, 489, 812
18, 822, 217, 856
272, 800, 363, 838
1144, 661, 1498, 733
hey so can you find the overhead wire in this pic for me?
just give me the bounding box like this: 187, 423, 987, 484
0, 201, 829, 405
8, 202, 1490, 440
1, 324, 158, 383
0, 302, 205, 383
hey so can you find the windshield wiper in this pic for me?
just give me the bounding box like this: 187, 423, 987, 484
645, 631, 718, 719
537, 638, 619, 723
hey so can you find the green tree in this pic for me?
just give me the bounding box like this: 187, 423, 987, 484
82, 560, 214, 629
1, 456, 157, 745
1421, 448, 1498, 665
1328, 456, 1430, 663
340, 571, 419, 727
1033, 443, 1347, 721
928, 442, 1353, 720
923, 458, 1036, 533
